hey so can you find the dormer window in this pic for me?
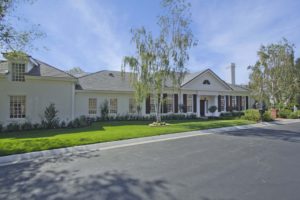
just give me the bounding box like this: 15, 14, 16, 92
203, 80, 210, 85
12, 63, 26, 82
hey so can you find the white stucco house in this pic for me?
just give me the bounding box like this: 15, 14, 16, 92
0, 55, 253, 125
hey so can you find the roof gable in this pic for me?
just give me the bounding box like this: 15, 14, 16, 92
27, 58, 76, 79
181, 69, 233, 91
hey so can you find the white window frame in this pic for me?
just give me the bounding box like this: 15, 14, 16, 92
11, 63, 26, 82
232, 96, 237, 110
241, 96, 246, 110
109, 98, 118, 114
10, 96, 26, 118
88, 98, 97, 115
187, 94, 193, 113
129, 98, 136, 114
220, 96, 225, 111
166, 94, 174, 113
150, 94, 155, 113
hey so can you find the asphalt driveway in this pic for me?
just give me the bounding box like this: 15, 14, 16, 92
0, 122, 300, 200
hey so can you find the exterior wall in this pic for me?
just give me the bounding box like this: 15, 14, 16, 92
0, 77, 74, 125
75, 91, 145, 117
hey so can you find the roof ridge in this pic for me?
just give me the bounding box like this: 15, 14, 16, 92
78, 70, 106, 78
32, 58, 76, 79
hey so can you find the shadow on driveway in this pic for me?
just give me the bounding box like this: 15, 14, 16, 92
217, 126, 300, 143
0, 152, 176, 200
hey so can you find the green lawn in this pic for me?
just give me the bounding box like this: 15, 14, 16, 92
0, 119, 254, 156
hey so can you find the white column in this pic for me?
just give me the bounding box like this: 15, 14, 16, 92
224, 95, 226, 112
71, 83, 75, 120
204, 100, 207, 116
197, 95, 200, 117
214, 95, 218, 106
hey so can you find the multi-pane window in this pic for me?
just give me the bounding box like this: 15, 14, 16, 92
88, 98, 97, 115
12, 63, 26, 82
220, 96, 225, 111
241, 96, 246, 110
10, 96, 26, 118
109, 98, 118, 114
166, 94, 173, 113
129, 98, 136, 113
232, 96, 237, 110
150, 94, 155, 113
187, 94, 193, 112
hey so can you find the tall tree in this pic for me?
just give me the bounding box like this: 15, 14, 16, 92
159, 0, 197, 111
122, 0, 196, 122
294, 58, 300, 106
0, 0, 43, 57
248, 39, 298, 107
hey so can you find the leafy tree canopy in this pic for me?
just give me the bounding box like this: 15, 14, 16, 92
0, 0, 44, 58
248, 38, 299, 107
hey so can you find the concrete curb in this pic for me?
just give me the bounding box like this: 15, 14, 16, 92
1, 119, 299, 166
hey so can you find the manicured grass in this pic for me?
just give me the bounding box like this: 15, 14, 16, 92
0, 119, 254, 156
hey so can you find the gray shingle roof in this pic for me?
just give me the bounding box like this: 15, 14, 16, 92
181, 71, 205, 85
228, 84, 249, 92
77, 70, 134, 92
76, 69, 247, 92
27, 58, 75, 79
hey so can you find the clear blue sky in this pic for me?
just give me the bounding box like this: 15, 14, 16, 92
10, 0, 300, 84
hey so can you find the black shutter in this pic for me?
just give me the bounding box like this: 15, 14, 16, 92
230, 96, 233, 111
146, 94, 150, 114
218, 95, 221, 112
246, 96, 249, 109
174, 94, 178, 113
193, 94, 197, 113
239, 96, 243, 110
163, 93, 167, 113
226, 95, 229, 111
183, 94, 187, 113
236, 96, 240, 111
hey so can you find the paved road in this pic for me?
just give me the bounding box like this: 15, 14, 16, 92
1, 122, 300, 200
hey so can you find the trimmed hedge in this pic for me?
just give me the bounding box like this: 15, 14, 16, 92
278, 109, 292, 118
220, 111, 244, 118
242, 109, 260, 122
288, 112, 299, 119
262, 111, 273, 122
0, 113, 198, 133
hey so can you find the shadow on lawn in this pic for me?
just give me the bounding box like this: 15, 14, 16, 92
0, 152, 176, 200
217, 127, 300, 143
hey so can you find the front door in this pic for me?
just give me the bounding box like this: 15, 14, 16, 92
200, 100, 205, 116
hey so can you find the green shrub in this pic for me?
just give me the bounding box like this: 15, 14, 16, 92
33, 123, 40, 129
220, 112, 233, 117
72, 118, 81, 128
278, 109, 292, 118
6, 123, 20, 132
262, 111, 273, 121
21, 122, 33, 130
43, 103, 60, 128
208, 106, 217, 115
67, 120, 74, 128
232, 111, 245, 117
60, 121, 66, 128
243, 109, 260, 121
100, 100, 109, 120
288, 112, 299, 119
0, 124, 2, 133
